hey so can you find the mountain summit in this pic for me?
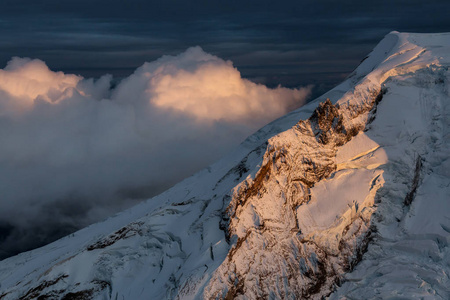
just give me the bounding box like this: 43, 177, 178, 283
1, 31, 450, 299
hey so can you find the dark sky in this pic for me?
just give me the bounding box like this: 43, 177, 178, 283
1, 0, 449, 97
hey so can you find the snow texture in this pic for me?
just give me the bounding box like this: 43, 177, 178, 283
1, 31, 450, 299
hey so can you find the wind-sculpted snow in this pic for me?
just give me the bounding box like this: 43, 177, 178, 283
330, 64, 450, 300
1, 31, 450, 299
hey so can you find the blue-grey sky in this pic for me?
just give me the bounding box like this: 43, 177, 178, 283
1, 0, 449, 97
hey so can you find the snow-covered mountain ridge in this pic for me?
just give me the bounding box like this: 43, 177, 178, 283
1, 31, 450, 299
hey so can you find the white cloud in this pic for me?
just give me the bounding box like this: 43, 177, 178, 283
0, 57, 81, 110
0, 47, 312, 258
130, 47, 308, 125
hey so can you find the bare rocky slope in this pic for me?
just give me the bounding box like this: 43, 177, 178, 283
1, 31, 450, 299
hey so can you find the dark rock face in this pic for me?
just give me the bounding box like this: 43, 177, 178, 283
86, 222, 144, 251
404, 156, 423, 206
7, 275, 109, 300
310, 98, 345, 145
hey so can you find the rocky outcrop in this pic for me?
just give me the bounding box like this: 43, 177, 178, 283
206, 87, 385, 299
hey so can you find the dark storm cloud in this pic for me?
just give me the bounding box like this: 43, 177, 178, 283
2, 0, 449, 87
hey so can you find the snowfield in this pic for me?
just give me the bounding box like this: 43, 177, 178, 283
1, 31, 450, 299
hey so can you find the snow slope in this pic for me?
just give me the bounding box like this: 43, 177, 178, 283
1, 31, 450, 299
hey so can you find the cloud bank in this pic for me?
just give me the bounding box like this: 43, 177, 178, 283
0, 47, 311, 259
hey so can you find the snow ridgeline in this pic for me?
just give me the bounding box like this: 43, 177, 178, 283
1, 31, 450, 299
